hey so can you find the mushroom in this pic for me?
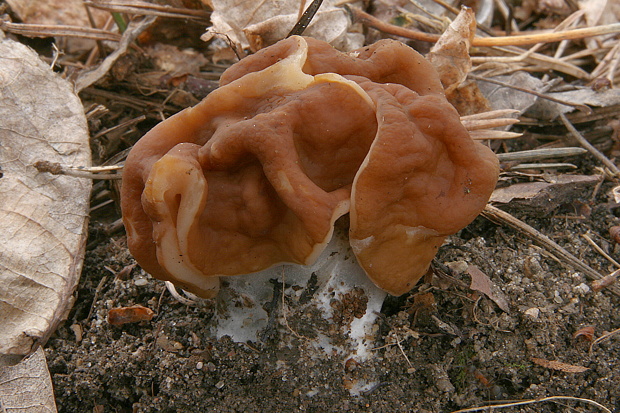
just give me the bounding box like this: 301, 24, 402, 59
121, 36, 499, 298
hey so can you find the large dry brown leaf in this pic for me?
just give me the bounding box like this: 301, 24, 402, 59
0, 35, 91, 364
203, 0, 364, 51
0, 347, 57, 412
6, 0, 108, 52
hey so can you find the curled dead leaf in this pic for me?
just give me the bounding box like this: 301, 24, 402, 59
467, 265, 511, 312
573, 326, 595, 342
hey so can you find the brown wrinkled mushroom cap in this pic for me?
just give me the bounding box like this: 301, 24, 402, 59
121, 35, 499, 298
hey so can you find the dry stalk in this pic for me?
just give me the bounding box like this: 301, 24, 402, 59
472, 46, 590, 80
450, 396, 612, 413
0, 21, 122, 42
468, 74, 592, 114
460, 110, 522, 140
346, 6, 620, 48
589, 326, 620, 353
496, 147, 587, 163
559, 113, 620, 177
481, 205, 620, 297
84, 0, 211, 20
581, 233, 620, 268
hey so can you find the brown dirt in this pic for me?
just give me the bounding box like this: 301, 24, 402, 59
48, 192, 620, 412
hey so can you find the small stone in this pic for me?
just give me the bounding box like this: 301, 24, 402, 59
196, 362, 203, 370
134, 277, 148, 286
524, 307, 540, 319
215, 380, 225, 389
573, 283, 590, 294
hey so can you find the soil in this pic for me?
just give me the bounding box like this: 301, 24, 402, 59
48, 187, 620, 412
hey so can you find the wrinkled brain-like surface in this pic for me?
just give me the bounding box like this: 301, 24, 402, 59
121, 36, 499, 298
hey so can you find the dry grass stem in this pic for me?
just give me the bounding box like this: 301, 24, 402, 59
559, 113, 620, 176
590, 327, 620, 353
164, 281, 202, 306
0, 21, 122, 42
460, 110, 521, 139
496, 148, 587, 162
581, 233, 620, 268
34, 161, 122, 180
91, 115, 147, 140
85, 0, 211, 20
469, 130, 522, 140
469, 74, 592, 114
508, 162, 577, 170
450, 396, 612, 413
482, 205, 620, 297
461, 116, 519, 131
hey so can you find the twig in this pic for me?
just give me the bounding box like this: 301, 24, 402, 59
589, 327, 620, 353
91, 115, 146, 140
460, 109, 521, 140
468, 130, 522, 140
559, 113, 620, 176
84, 0, 210, 20
507, 162, 577, 171
450, 396, 612, 413
496, 147, 587, 163
0, 21, 122, 42
469, 74, 592, 114
481, 205, 620, 297
582, 233, 620, 268
346, 6, 620, 47
75, 15, 157, 92
164, 281, 202, 306
34, 160, 122, 180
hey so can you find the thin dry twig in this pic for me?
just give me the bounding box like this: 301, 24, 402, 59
460, 110, 522, 140
469, 74, 592, 114
589, 327, 620, 353
581, 233, 620, 268
34, 160, 122, 180
481, 205, 620, 297
0, 21, 122, 42
346, 6, 620, 47
85, 0, 210, 20
287, 0, 324, 37
450, 396, 612, 413
496, 147, 587, 162
559, 113, 620, 177
75, 15, 157, 92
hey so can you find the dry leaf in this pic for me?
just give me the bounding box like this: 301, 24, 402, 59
490, 175, 600, 217
467, 265, 510, 312
0, 347, 57, 412
526, 88, 620, 120
478, 71, 543, 113
530, 356, 590, 373
0, 35, 91, 363
427, 7, 476, 94
203, 0, 364, 51
591, 269, 620, 292
108, 305, 155, 325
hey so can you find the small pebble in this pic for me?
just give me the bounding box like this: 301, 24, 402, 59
524, 307, 540, 319
134, 278, 148, 286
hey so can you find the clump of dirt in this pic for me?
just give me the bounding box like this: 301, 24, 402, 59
48, 196, 620, 412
